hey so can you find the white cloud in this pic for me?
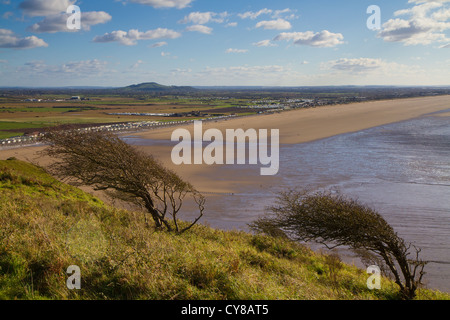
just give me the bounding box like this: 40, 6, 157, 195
185, 24, 213, 34
225, 48, 248, 53
255, 18, 292, 30
19, 0, 75, 17
378, 1, 450, 45
93, 28, 181, 46
252, 39, 277, 47
161, 51, 177, 59
326, 58, 385, 73
225, 22, 238, 27
407, 0, 450, 4
151, 41, 168, 48
170, 68, 192, 76
433, 7, 450, 20
194, 64, 305, 86
395, 1, 443, 17
128, 0, 193, 9
238, 8, 297, 21
238, 8, 272, 20
0, 28, 48, 49
19, 59, 110, 76
274, 30, 344, 48
322, 58, 423, 80
272, 8, 297, 20
130, 60, 144, 69
179, 11, 227, 24
28, 11, 111, 33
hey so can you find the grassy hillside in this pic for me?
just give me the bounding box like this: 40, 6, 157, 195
0, 159, 448, 300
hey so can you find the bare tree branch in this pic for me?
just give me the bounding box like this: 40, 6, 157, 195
249, 189, 428, 300
42, 128, 205, 234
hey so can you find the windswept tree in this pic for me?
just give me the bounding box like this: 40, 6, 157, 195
249, 190, 427, 300
43, 129, 205, 234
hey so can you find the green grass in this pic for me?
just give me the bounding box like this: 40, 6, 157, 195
0, 159, 449, 300
0, 107, 81, 113
0, 132, 23, 139
0, 121, 50, 139
0, 121, 48, 131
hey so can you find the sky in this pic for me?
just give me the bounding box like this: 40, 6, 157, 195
0, 0, 449, 87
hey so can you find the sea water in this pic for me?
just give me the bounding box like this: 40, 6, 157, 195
124, 113, 450, 292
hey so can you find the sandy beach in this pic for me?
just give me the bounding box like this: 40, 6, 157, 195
1, 95, 449, 196
132, 95, 450, 144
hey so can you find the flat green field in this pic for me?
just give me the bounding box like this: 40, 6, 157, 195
0, 95, 256, 138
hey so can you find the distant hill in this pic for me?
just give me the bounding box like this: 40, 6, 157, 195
119, 82, 196, 93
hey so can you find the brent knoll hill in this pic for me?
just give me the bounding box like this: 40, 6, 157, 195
0, 159, 449, 300
118, 82, 197, 93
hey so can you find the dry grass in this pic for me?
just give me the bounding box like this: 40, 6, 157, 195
0, 159, 448, 300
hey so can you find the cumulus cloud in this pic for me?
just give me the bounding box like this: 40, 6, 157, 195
238, 8, 297, 21
19, 0, 75, 17
0, 28, 48, 49
93, 28, 181, 46
185, 24, 213, 34
28, 11, 111, 33
378, 1, 450, 45
252, 39, 277, 47
128, 0, 192, 9
225, 48, 248, 53
272, 8, 298, 20
433, 7, 450, 20
255, 19, 292, 30
408, 0, 450, 4
326, 58, 384, 73
225, 22, 238, 27
238, 8, 272, 20
19, 59, 109, 76
179, 11, 228, 24
151, 41, 168, 48
274, 30, 344, 48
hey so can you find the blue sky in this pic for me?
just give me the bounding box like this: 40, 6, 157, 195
0, 0, 449, 87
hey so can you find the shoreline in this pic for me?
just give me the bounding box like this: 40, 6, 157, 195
130, 95, 450, 145
1, 95, 449, 195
